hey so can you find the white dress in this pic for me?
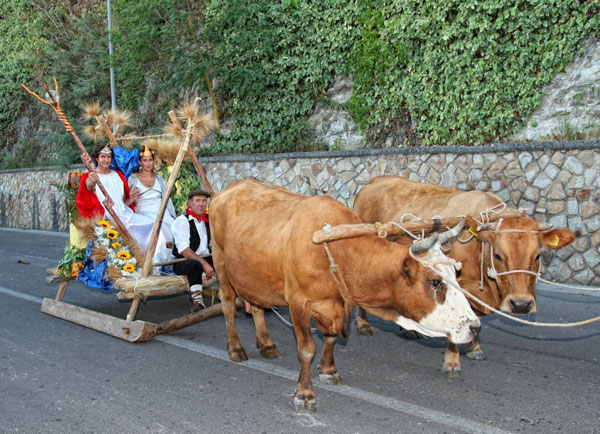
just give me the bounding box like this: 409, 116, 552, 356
128, 173, 176, 263
96, 171, 169, 264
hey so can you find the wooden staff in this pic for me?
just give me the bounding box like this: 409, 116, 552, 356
20, 78, 132, 239
140, 113, 196, 277
167, 107, 214, 195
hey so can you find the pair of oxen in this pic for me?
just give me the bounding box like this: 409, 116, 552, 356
209, 176, 575, 412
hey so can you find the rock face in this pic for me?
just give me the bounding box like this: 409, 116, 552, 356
2, 144, 598, 285
512, 36, 600, 142
310, 38, 600, 150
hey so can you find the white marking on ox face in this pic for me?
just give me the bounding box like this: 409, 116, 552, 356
396, 245, 480, 344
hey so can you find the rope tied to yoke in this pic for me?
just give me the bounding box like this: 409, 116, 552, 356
322, 242, 357, 308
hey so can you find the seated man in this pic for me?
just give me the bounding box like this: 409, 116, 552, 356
171, 188, 215, 312
76, 143, 155, 250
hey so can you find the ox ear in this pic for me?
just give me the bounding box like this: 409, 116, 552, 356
541, 228, 575, 250
402, 257, 419, 286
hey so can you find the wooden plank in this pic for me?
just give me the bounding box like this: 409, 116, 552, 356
41, 298, 157, 342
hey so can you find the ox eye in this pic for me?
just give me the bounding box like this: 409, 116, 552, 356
494, 253, 503, 263
534, 254, 541, 262
431, 279, 443, 289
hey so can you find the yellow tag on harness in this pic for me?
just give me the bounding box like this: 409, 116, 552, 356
550, 234, 560, 246
468, 227, 479, 237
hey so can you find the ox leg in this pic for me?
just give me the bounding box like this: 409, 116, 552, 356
318, 335, 341, 385
289, 303, 317, 413
442, 342, 462, 378
218, 275, 248, 362
251, 308, 280, 359
355, 307, 373, 336
466, 336, 486, 361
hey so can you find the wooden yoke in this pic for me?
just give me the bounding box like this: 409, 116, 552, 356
167, 104, 214, 196
20, 78, 132, 239
312, 217, 467, 244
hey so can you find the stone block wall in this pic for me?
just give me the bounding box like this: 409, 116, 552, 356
1, 141, 598, 284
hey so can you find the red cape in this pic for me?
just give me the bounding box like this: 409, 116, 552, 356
76, 171, 134, 218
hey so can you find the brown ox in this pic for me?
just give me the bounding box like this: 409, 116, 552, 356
210, 179, 480, 411
353, 175, 575, 377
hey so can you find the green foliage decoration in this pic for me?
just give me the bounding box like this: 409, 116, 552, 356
349, 0, 599, 145
56, 244, 86, 278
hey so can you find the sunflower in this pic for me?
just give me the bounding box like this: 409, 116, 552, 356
97, 219, 112, 229
117, 250, 131, 260
106, 229, 118, 240
123, 263, 135, 273
111, 242, 122, 249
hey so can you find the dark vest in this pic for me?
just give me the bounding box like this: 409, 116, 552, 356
172, 213, 211, 258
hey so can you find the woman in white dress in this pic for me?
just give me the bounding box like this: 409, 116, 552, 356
128, 145, 176, 262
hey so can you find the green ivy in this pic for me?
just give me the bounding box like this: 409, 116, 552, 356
202, 0, 360, 153
350, 0, 599, 145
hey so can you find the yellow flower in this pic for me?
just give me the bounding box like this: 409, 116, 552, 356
205, 206, 209, 215
97, 219, 112, 229
117, 250, 131, 260
123, 264, 135, 273
111, 242, 122, 249
106, 229, 118, 240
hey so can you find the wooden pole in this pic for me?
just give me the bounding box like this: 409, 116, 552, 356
167, 109, 214, 195
20, 79, 132, 239
140, 117, 195, 277
95, 115, 117, 145
156, 298, 243, 335
312, 217, 467, 244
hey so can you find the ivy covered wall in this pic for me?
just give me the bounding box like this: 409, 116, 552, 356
1, 0, 598, 169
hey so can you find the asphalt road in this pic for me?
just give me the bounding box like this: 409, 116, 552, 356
1, 227, 599, 434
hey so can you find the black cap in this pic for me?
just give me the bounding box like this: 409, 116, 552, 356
188, 188, 211, 199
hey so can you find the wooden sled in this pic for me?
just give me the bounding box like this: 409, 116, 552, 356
29, 88, 229, 342
42, 270, 239, 343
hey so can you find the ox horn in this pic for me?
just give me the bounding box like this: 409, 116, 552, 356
538, 222, 554, 231
410, 232, 439, 255
438, 218, 465, 245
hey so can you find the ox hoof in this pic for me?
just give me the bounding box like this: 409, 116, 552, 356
402, 329, 422, 340
466, 350, 486, 361
228, 348, 248, 362
293, 396, 317, 413
442, 365, 462, 379
319, 373, 342, 385
259, 345, 280, 359
356, 324, 373, 336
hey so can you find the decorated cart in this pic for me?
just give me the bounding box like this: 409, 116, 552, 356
23, 78, 241, 342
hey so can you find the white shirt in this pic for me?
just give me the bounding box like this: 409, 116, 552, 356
171, 214, 210, 256
95, 171, 134, 222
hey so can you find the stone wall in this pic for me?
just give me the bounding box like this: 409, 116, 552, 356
1, 141, 598, 284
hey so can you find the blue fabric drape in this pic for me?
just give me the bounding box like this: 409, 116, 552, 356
111, 146, 139, 178
78, 242, 114, 290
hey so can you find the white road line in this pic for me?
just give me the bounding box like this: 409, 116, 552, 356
3, 284, 511, 434
157, 335, 510, 434
0, 286, 44, 304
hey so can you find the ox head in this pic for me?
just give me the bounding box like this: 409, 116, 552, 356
390, 221, 481, 344
471, 217, 575, 314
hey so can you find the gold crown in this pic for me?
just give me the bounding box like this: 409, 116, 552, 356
141, 144, 153, 158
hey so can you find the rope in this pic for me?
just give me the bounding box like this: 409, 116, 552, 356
271, 307, 318, 333
409, 248, 600, 328
118, 133, 169, 141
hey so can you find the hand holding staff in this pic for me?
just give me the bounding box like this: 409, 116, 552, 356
20, 78, 132, 239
